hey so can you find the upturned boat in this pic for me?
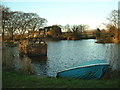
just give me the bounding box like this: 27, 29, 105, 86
57, 60, 109, 79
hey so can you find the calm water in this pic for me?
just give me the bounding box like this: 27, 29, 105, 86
2, 39, 120, 77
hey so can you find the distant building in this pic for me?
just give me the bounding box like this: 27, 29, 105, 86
44, 25, 62, 37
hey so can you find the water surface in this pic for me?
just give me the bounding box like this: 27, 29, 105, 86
2, 39, 120, 77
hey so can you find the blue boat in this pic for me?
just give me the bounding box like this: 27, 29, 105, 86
57, 60, 109, 79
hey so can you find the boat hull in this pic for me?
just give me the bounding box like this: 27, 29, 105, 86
57, 62, 109, 79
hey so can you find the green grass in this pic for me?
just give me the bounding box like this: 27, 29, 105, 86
2, 70, 120, 88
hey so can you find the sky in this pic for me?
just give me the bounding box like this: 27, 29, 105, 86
2, 0, 119, 29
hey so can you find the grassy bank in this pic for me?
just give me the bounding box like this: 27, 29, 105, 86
2, 70, 120, 88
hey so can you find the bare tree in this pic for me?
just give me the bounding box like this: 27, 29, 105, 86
107, 10, 118, 29
16, 12, 47, 35
28, 13, 47, 31
70, 24, 89, 39
1, 5, 47, 40
71, 25, 82, 39
4, 11, 21, 39
71, 24, 89, 33
106, 10, 119, 41
64, 24, 72, 32
79, 24, 89, 31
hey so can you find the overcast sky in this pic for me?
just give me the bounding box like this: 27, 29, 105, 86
2, 0, 119, 29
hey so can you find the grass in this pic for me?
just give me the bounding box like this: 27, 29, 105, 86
2, 70, 120, 88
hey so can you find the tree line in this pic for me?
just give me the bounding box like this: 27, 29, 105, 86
1, 5, 90, 40
1, 5, 47, 40
60, 24, 89, 40
2, 5, 119, 42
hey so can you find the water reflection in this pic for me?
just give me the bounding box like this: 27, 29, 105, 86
29, 56, 47, 76
19, 56, 36, 74
2, 46, 36, 74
